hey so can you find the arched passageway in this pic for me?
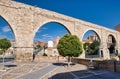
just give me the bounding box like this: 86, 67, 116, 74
33, 22, 70, 60
107, 34, 116, 56
82, 30, 101, 58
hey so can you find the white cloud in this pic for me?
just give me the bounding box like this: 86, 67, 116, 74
34, 36, 53, 42
2, 26, 11, 32
42, 34, 49, 37
42, 34, 53, 38
37, 27, 47, 33
41, 34, 53, 42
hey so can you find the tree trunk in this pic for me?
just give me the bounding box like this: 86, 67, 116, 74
3, 51, 5, 67
67, 56, 71, 67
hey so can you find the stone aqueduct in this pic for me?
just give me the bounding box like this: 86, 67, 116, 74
0, 0, 120, 61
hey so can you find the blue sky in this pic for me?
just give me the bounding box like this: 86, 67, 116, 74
34, 22, 69, 42
1, 0, 120, 42
83, 30, 95, 40
0, 17, 14, 41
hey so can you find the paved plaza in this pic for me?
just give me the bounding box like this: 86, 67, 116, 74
0, 58, 120, 79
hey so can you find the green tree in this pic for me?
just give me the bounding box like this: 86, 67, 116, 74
57, 34, 83, 65
83, 42, 90, 55
90, 40, 100, 55
37, 45, 41, 49
0, 38, 11, 52
0, 38, 11, 67
85, 40, 100, 55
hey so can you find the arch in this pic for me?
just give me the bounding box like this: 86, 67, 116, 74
0, 15, 16, 41
107, 34, 116, 55
107, 34, 116, 43
33, 21, 71, 42
33, 21, 71, 58
82, 29, 101, 42
82, 29, 101, 58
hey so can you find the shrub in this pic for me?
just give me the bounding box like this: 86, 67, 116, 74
43, 53, 47, 56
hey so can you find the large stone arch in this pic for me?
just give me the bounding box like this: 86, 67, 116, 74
107, 33, 117, 47
33, 20, 72, 42
107, 34, 117, 55
81, 28, 101, 58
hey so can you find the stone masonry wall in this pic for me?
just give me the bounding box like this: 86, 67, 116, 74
71, 58, 120, 72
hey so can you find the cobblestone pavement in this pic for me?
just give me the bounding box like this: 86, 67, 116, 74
16, 63, 57, 79
0, 61, 50, 79
0, 60, 120, 79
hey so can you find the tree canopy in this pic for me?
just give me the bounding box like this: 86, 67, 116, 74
0, 38, 11, 52
84, 40, 100, 55
57, 34, 83, 57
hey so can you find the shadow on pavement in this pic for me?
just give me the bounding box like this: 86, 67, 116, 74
48, 68, 120, 79
5, 64, 17, 67
0, 58, 14, 63
48, 69, 93, 79
52, 62, 75, 66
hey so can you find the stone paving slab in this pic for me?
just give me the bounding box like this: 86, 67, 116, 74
45, 63, 88, 79
16, 64, 57, 79
0, 62, 49, 79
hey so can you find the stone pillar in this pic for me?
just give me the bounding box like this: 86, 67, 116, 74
102, 47, 110, 59
115, 47, 118, 54
13, 5, 35, 62
118, 47, 120, 54
14, 32, 34, 62
14, 35, 34, 62
99, 46, 104, 58
15, 47, 33, 62
100, 41, 110, 59
99, 48, 102, 58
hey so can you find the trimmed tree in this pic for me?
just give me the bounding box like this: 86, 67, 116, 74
57, 34, 83, 65
0, 38, 11, 67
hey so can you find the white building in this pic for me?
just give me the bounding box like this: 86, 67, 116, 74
48, 40, 53, 47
